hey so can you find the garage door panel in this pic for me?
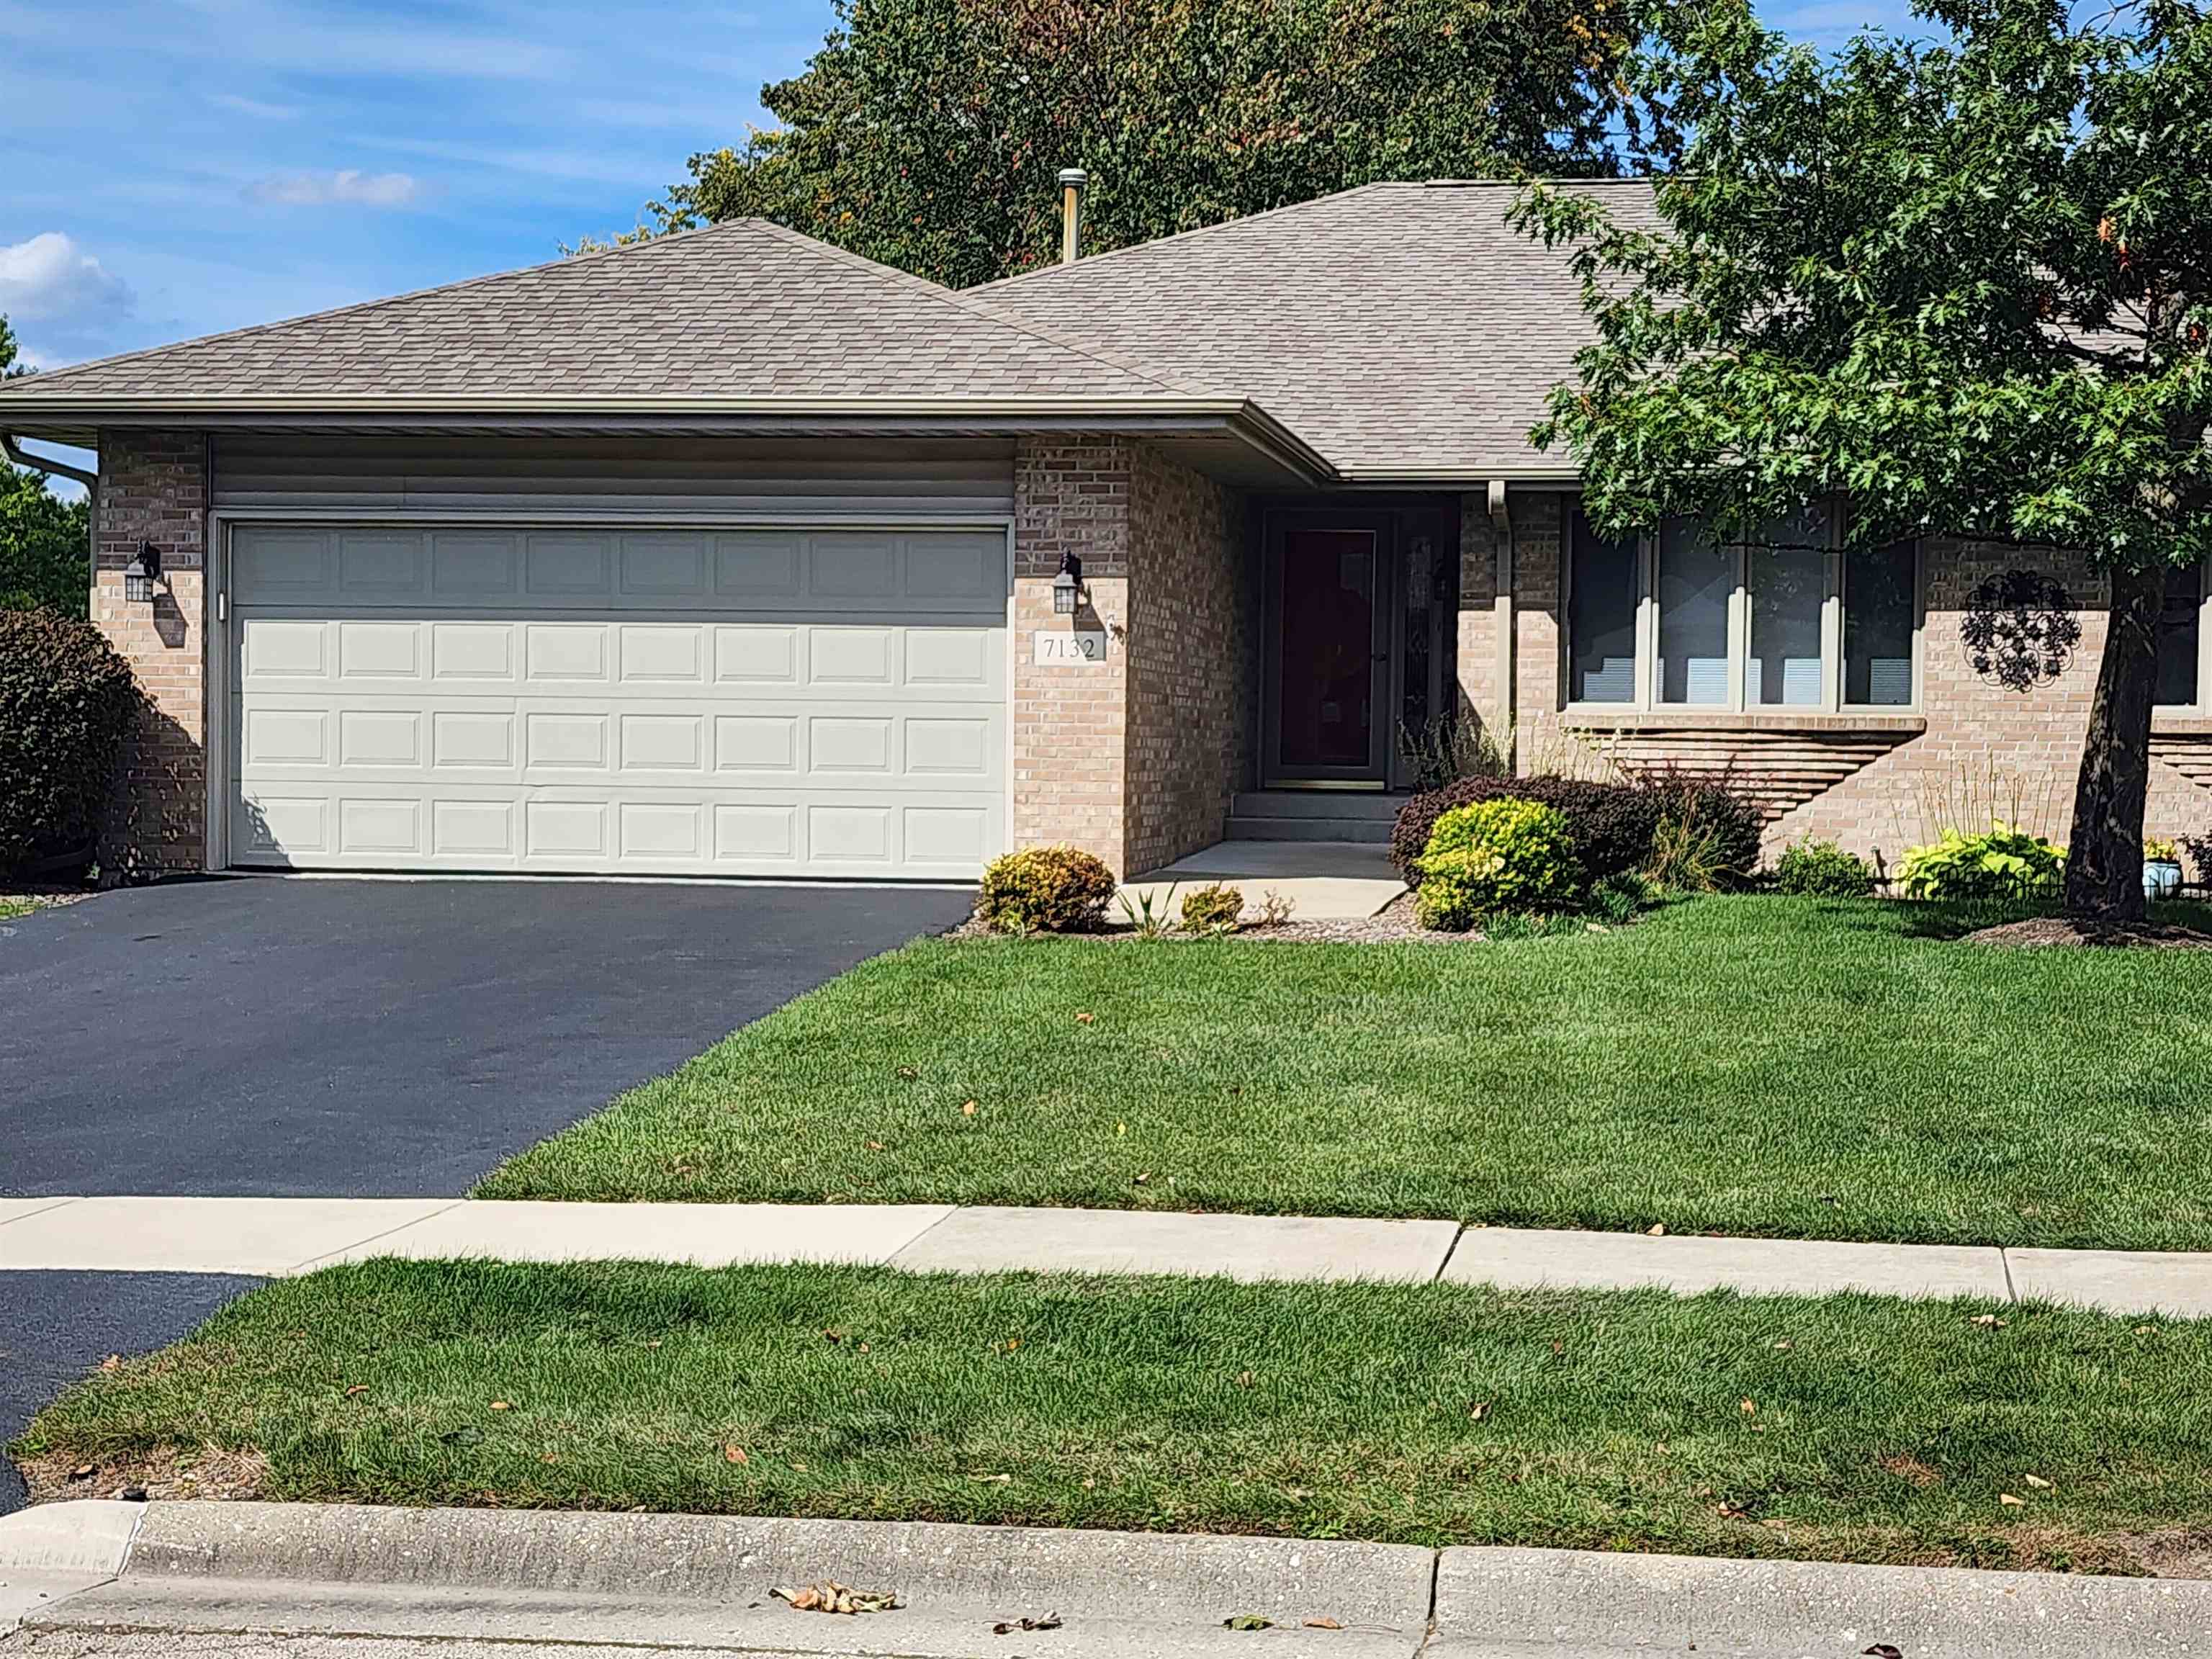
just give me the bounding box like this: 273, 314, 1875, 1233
230, 522, 1007, 877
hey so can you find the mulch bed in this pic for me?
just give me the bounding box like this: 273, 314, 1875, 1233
1966, 916, 2212, 950
947, 892, 1617, 944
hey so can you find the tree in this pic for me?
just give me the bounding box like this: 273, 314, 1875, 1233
621, 0, 1642, 287
1514, 0, 2212, 920
0, 315, 91, 617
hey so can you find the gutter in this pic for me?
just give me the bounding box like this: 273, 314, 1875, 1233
5, 433, 99, 601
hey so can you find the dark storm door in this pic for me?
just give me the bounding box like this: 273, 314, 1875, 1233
1262, 516, 1393, 785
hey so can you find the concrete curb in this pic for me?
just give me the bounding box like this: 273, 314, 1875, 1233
7, 1501, 2212, 1657
0, 1500, 140, 1635
9, 1196, 2212, 1316
1433, 1543, 2212, 1658
11, 1502, 1434, 1658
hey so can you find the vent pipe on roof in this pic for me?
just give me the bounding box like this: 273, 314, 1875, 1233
1057, 168, 1089, 264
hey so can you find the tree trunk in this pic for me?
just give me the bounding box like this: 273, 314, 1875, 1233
2062, 561, 2164, 921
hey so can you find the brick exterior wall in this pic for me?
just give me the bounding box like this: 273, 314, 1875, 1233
1481, 495, 2212, 874
94, 429, 209, 875
1455, 495, 1501, 742
1124, 442, 1249, 875
1010, 436, 1246, 876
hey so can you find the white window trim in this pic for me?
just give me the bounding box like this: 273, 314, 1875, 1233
1562, 506, 1925, 718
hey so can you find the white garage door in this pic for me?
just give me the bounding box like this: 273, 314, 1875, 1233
227, 523, 1008, 878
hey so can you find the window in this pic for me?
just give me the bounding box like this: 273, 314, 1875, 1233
1563, 504, 1919, 713
2158, 562, 2206, 709
1568, 512, 1638, 703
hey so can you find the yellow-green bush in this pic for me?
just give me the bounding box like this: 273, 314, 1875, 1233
1414, 797, 1583, 932
1897, 823, 2064, 900
1180, 882, 1245, 933
976, 845, 1118, 933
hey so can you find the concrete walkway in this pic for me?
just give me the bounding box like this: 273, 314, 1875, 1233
6, 1197, 2212, 1316
1121, 838, 1406, 920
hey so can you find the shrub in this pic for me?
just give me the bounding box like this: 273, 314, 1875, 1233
1413, 797, 1584, 931
0, 610, 140, 876
1180, 883, 1244, 934
1642, 781, 1763, 888
976, 845, 1117, 933
1896, 823, 2065, 901
1773, 838, 1876, 898
1392, 775, 1660, 885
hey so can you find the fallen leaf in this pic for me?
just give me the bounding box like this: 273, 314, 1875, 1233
1082, 1478, 1097, 1490
489, 1401, 511, 1411
2000, 1493, 2026, 1506
992, 1612, 1064, 1634
824, 1329, 844, 1344
68, 1465, 94, 1482
725, 1446, 749, 1465
1740, 1398, 1756, 1416
791, 1460, 807, 1471
1304, 1617, 1344, 1630
975, 1472, 1013, 1483
345, 1384, 369, 1398
1467, 1401, 1492, 1421
1236, 1370, 1255, 1388
1971, 1313, 2009, 1328
644, 1339, 663, 1349
896, 1066, 918, 1080
2025, 1473, 2051, 1489
1116, 1121, 1127, 1136
1772, 1339, 1792, 1351
99, 1354, 121, 1373
1864, 1646, 1904, 1659
1647, 1223, 1666, 1236
774, 1581, 902, 1616
1223, 1614, 1274, 1631
1075, 1012, 1096, 1025
961, 1100, 979, 1117
866, 1140, 884, 1151
1133, 1172, 1151, 1184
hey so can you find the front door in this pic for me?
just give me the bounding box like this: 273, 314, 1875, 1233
1262, 514, 1393, 786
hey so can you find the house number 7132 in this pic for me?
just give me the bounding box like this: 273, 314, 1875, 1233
1035, 629, 1110, 665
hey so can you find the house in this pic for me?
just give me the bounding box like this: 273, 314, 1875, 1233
3, 179, 2204, 884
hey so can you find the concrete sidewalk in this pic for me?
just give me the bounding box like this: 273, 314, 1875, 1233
6, 1197, 2212, 1316
10, 1500, 2212, 1658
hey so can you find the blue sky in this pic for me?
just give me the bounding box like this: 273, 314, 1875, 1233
1, 0, 1921, 384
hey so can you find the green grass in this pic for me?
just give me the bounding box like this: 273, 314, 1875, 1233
19, 1260, 2212, 1572
0, 899, 34, 921
480, 895, 2212, 1251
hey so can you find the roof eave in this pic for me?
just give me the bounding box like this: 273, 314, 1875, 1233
0, 394, 1336, 488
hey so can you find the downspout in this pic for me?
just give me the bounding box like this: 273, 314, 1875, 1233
4, 433, 99, 601
1486, 478, 1516, 775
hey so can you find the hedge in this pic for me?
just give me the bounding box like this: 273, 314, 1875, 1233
0, 611, 140, 875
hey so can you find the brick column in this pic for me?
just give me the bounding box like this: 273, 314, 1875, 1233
93, 429, 208, 876
1012, 438, 1133, 872
1509, 492, 1566, 774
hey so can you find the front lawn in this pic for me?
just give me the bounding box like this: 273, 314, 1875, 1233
19, 1260, 2211, 1573
481, 896, 2212, 1251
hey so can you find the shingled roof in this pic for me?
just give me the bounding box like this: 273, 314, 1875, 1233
0, 217, 1198, 405
978, 179, 1660, 479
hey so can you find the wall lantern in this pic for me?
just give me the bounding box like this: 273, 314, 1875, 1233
123, 541, 163, 606
1052, 552, 1084, 616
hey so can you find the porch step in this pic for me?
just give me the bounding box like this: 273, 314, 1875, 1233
1227, 792, 1402, 844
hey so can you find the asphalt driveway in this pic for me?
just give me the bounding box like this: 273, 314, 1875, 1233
1, 876, 972, 1197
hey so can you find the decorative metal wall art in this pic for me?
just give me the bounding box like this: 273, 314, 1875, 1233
1961, 570, 2080, 692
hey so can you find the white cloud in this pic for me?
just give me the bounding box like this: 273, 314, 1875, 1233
248, 169, 425, 208
209, 91, 300, 120
0, 232, 134, 331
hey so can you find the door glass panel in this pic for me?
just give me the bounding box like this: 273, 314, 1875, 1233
2159, 562, 2203, 708
1569, 508, 1639, 703
1843, 541, 1917, 706
1657, 518, 1732, 706
1277, 529, 1377, 770
1747, 507, 1828, 706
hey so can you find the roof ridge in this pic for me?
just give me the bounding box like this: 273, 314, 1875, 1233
734, 217, 1213, 396
974, 174, 1658, 295
974, 181, 1411, 295
0, 218, 762, 397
